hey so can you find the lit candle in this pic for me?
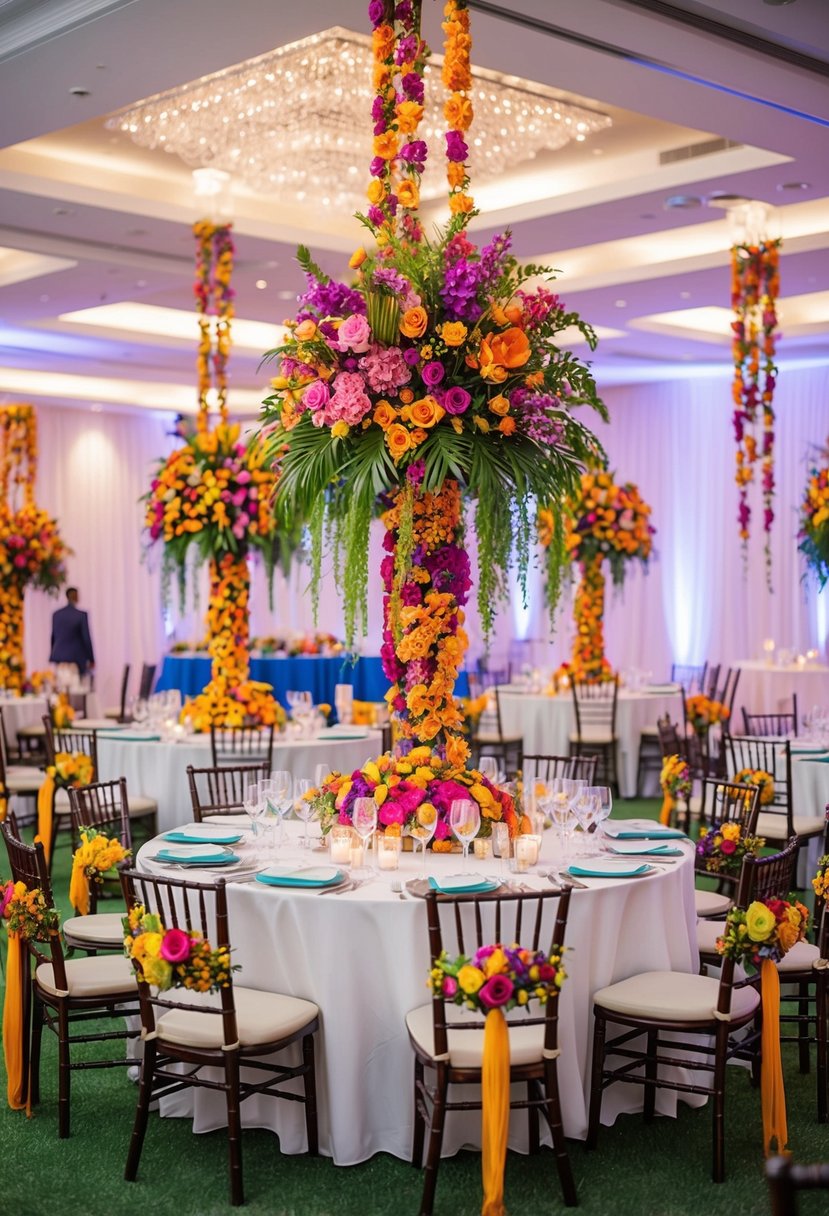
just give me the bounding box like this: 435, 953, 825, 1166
763, 638, 775, 665
329, 826, 353, 865
473, 838, 492, 860
515, 835, 539, 872
377, 834, 400, 871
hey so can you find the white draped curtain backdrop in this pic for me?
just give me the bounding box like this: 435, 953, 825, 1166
20, 363, 829, 706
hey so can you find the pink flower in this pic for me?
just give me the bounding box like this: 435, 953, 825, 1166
478, 974, 514, 1008
442, 975, 458, 998
337, 314, 372, 353
720, 839, 737, 855
443, 386, 471, 415
359, 344, 412, 395
326, 372, 373, 426
303, 380, 331, 413
0, 881, 13, 918
160, 927, 192, 964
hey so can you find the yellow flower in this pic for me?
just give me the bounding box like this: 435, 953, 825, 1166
331, 421, 349, 439
484, 947, 507, 977
457, 964, 485, 994
439, 321, 467, 347
745, 901, 776, 942
385, 423, 413, 461
348, 247, 368, 269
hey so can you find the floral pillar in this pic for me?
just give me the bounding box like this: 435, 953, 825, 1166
572, 555, 609, 682
0, 579, 24, 690
381, 478, 471, 765
206, 553, 251, 692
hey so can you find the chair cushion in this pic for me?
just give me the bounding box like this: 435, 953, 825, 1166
696, 918, 724, 956
63, 912, 125, 947
155, 986, 319, 1050
36, 953, 137, 999
775, 939, 823, 974
127, 794, 158, 817
473, 733, 523, 746
6, 769, 43, 794
405, 1002, 549, 1068
694, 889, 732, 918
593, 970, 760, 1023
756, 811, 825, 839
568, 729, 615, 745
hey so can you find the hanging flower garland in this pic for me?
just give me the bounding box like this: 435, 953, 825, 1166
0, 405, 69, 691
798, 440, 829, 589
144, 226, 295, 729
731, 238, 780, 584
261, 0, 606, 756
541, 470, 654, 681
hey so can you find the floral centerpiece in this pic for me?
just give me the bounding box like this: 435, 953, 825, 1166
312, 747, 520, 848
69, 828, 131, 918
540, 469, 654, 681
123, 904, 236, 993
144, 221, 296, 730
658, 754, 691, 827
696, 822, 765, 876
685, 693, 730, 735
259, 0, 605, 769
798, 440, 829, 589
0, 405, 69, 691
50, 693, 75, 729
732, 767, 774, 805
717, 892, 808, 1155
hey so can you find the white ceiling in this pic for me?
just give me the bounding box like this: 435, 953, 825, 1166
0, 0, 827, 416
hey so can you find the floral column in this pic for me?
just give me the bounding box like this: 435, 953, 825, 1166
381, 478, 471, 764
0, 580, 24, 690
572, 555, 610, 682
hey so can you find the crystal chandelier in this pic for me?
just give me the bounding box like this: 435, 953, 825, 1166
107, 26, 611, 209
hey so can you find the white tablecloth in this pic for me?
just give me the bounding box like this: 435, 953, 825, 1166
0, 695, 48, 740
498, 687, 682, 797
735, 660, 829, 719
136, 822, 698, 1164
98, 730, 382, 831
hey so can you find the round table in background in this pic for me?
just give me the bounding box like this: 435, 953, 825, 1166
735, 660, 829, 720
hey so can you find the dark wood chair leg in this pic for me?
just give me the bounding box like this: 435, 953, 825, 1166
543, 1059, 578, 1207
797, 981, 811, 1074
420, 1065, 448, 1216
643, 1029, 658, 1122
57, 1002, 71, 1139
125, 1040, 156, 1182
711, 1025, 728, 1183
527, 1079, 539, 1154
225, 1051, 244, 1207
586, 1012, 606, 1149
411, 1058, 426, 1168
302, 1033, 319, 1156
29, 989, 43, 1106
816, 977, 827, 1124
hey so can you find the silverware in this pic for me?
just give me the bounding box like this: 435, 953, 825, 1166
552, 871, 589, 890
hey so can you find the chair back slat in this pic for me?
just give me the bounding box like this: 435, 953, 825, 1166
42, 716, 99, 779
69, 778, 132, 849
741, 694, 798, 739
670, 662, 707, 694
522, 753, 598, 786
0, 818, 67, 984
699, 778, 760, 835
210, 725, 275, 769
572, 676, 619, 738
187, 763, 271, 821
724, 735, 793, 835
138, 663, 157, 702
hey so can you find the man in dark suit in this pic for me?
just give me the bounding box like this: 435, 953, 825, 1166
50, 587, 95, 680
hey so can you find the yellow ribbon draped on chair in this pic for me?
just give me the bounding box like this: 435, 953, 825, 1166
2, 930, 28, 1112
659, 791, 674, 827
760, 958, 788, 1156
36, 772, 55, 864
68, 853, 90, 917
481, 1007, 510, 1216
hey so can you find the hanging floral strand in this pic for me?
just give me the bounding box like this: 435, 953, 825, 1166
193, 220, 235, 431
731, 237, 780, 585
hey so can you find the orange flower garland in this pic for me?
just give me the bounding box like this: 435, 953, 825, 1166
731, 238, 780, 582
442, 0, 474, 215
193, 220, 235, 433
572, 554, 613, 682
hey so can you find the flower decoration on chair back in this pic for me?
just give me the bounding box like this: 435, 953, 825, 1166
0, 405, 69, 691
685, 693, 729, 734
259, 0, 606, 758
123, 904, 236, 993
696, 823, 765, 877
732, 767, 774, 805
798, 439, 829, 589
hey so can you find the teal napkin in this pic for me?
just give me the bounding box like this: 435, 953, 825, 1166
568, 862, 650, 878
427, 875, 499, 894
163, 829, 242, 845
255, 867, 344, 888
155, 849, 238, 866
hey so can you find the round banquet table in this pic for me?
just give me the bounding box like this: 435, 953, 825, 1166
735, 660, 829, 719
0, 694, 48, 739
497, 686, 683, 797
97, 729, 382, 832
135, 821, 698, 1165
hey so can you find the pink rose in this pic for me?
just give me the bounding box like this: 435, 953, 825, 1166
478, 974, 514, 1008
303, 380, 331, 412
337, 314, 372, 353
0, 881, 13, 918
160, 927, 192, 964
442, 975, 458, 998
443, 386, 471, 415
720, 839, 736, 855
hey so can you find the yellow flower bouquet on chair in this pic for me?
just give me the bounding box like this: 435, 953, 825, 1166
69, 829, 130, 918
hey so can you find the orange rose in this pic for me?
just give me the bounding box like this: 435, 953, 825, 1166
489, 394, 509, 416
399, 386, 415, 404
480, 327, 531, 373
395, 101, 424, 133
373, 130, 399, 161
294, 319, 317, 341
409, 428, 428, 447
385, 424, 413, 461
444, 93, 474, 131
373, 401, 397, 430
397, 179, 419, 209
449, 192, 475, 215
439, 321, 467, 346
498, 416, 517, 436
373, 63, 390, 90
366, 179, 386, 205
504, 303, 523, 325
447, 162, 466, 189
372, 24, 395, 60
402, 395, 445, 429
445, 734, 470, 768
400, 306, 428, 338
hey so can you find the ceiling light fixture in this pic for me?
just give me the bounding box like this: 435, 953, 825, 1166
776, 180, 810, 192
108, 26, 611, 209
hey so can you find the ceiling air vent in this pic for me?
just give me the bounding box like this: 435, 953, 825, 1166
659, 138, 743, 165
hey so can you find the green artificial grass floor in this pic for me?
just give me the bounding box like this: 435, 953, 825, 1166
2, 800, 828, 1216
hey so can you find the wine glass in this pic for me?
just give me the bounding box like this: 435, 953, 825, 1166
293, 777, 314, 848
449, 799, 481, 871
547, 778, 580, 860
588, 786, 613, 841
265, 770, 292, 853
571, 789, 601, 856
352, 797, 377, 874
408, 803, 437, 872
243, 779, 266, 855
478, 755, 499, 784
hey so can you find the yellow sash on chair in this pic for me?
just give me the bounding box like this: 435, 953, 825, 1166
0, 789, 7, 823
2, 930, 28, 1112
69, 852, 90, 918
481, 1007, 510, 1216
36, 773, 56, 865
760, 958, 788, 1156
659, 791, 674, 827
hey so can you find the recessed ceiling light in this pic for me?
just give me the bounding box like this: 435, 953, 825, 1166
39, 293, 50, 303
52, 207, 75, 216
126, 227, 148, 237
277, 289, 296, 300
90, 403, 104, 413
707, 192, 750, 209
664, 194, 703, 210
255, 279, 268, 290
69, 86, 90, 97
777, 180, 810, 192
762, 0, 796, 6
135, 279, 148, 288
639, 212, 656, 221
614, 299, 627, 308
680, 291, 691, 300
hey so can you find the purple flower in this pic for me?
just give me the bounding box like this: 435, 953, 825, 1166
406, 459, 425, 486
395, 0, 413, 22
403, 347, 420, 366
478, 974, 515, 1009
401, 72, 424, 103
400, 140, 428, 171
368, 0, 385, 24
443, 386, 471, 415
299, 277, 365, 319
395, 33, 418, 64
421, 360, 445, 387
370, 156, 386, 178
372, 266, 408, 295
367, 205, 385, 227
445, 131, 469, 162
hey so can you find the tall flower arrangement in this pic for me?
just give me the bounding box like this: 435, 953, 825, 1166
540, 470, 654, 681
261, 0, 606, 753
144, 225, 293, 729
798, 440, 829, 589
731, 238, 780, 584
0, 405, 69, 690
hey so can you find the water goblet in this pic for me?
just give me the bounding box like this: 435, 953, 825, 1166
571, 790, 601, 856
449, 799, 481, 871
293, 777, 314, 848
314, 763, 330, 791
407, 803, 437, 872
588, 786, 613, 841
352, 797, 377, 874
478, 755, 499, 784
243, 779, 266, 856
